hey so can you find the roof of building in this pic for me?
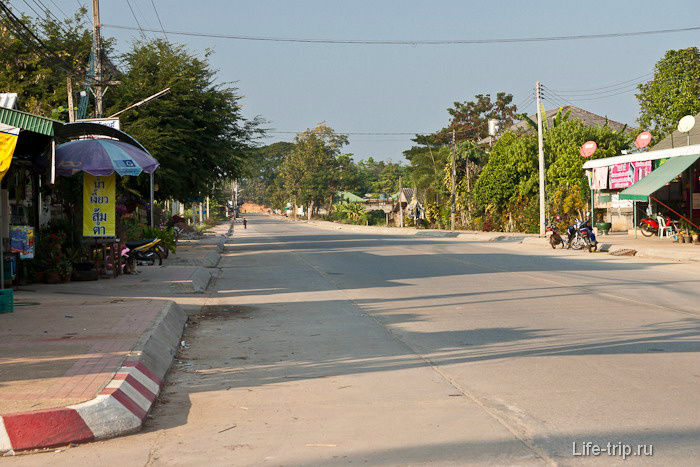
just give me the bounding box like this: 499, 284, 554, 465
650, 111, 700, 150
508, 105, 634, 135
398, 188, 415, 203
337, 191, 364, 203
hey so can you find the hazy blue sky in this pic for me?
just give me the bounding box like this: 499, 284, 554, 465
17, 0, 700, 161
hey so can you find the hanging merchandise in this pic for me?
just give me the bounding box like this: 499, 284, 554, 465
592, 167, 609, 190
10, 225, 34, 259
0, 123, 19, 181
83, 173, 116, 237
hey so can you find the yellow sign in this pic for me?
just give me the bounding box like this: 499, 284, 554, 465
83, 173, 116, 237
0, 124, 19, 181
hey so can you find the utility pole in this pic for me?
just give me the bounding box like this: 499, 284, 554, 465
92, 0, 104, 117
535, 81, 546, 237
66, 76, 75, 122
398, 176, 403, 227
450, 128, 456, 231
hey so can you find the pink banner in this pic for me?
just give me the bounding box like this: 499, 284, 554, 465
633, 160, 652, 183
610, 163, 633, 189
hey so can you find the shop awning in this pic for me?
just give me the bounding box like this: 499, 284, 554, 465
618, 154, 700, 201
0, 107, 58, 136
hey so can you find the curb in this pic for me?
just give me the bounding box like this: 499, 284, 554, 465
0, 300, 187, 453
169, 267, 213, 294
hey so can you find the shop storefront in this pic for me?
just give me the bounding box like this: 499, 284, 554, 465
583, 144, 700, 233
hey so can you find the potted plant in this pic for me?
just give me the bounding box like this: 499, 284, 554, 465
691, 229, 700, 244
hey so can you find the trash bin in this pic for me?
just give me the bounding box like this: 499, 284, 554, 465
0, 289, 13, 314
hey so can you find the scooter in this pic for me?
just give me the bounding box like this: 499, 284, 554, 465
546, 217, 565, 249
125, 238, 163, 268
566, 216, 597, 252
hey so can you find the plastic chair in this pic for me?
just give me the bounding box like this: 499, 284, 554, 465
656, 216, 674, 238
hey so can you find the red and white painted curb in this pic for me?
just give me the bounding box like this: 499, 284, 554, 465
0, 360, 161, 452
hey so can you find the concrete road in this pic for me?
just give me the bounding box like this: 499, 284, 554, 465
9, 215, 700, 466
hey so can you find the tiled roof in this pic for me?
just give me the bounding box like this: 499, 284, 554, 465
651, 111, 700, 150
508, 105, 634, 134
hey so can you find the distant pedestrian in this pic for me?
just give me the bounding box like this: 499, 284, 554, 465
243, 217, 247, 229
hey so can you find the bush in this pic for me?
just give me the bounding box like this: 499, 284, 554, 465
142, 226, 177, 253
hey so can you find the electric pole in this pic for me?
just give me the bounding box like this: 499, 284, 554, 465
92, 0, 104, 117
398, 176, 403, 227
450, 128, 456, 231
535, 81, 546, 236
66, 76, 75, 122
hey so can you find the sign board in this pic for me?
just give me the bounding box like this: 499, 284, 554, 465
75, 118, 120, 130
579, 141, 597, 158
10, 225, 34, 259
82, 173, 116, 237
634, 131, 652, 149
611, 193, 633, 209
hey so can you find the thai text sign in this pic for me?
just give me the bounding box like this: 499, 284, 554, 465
609, 161, 652, 189
83, 173, 116, 237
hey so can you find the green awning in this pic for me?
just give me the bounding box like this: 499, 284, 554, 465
0, 107, 60, 136
619, 154, 700, 201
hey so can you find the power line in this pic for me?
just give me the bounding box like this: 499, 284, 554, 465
46, 0, 67, 18
0, 1, 75, 73
125, 0, 146, 40
543, 84, 638, 103
100, 23, 700, 45
149, 0, 167, 41
544, 71, 653, 94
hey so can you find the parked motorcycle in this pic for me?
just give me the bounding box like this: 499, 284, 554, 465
567, 216, 598, 252
546, 217, 565, 249
125, 238, 163, 269
638, 215, 674, 237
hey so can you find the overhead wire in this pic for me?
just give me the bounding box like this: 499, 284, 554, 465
100, 23, 700, 45
125, 0, 147, 40
149, 0, 168, 41
0, 0, 75, 73
544, 72, 653, 94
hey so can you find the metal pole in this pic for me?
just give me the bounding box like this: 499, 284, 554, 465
450, 128, 456, 231
634, 201, 638, 239
536, 81, 546, 236
149, 172, 154, 228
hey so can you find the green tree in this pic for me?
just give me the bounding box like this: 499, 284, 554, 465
637, 47, 700, 138
440, 92, 519, 143
241, 141, 295, 205
106, 39, 262, 201
0, 7, 93, 118
279, 123, 348, 218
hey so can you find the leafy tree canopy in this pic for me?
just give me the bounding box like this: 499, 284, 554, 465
0, 7, 94, 118
106, 39, 262, 201
637, 47, 700, 138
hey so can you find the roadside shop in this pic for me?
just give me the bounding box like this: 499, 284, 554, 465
0, 99, 159, 298
583, 143, 700, 235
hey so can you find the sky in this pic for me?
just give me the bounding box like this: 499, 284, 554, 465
12, 0, 700, 162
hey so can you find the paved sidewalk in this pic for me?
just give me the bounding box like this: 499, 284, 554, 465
0, 224, 228, 453
276, 215, 700, 262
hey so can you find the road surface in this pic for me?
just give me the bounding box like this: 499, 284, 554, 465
10, 215, 700, 465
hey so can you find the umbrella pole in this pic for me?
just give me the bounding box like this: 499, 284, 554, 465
149, 172, 154, 228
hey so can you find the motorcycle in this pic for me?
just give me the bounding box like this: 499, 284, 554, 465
567, 216, 598, 252
638, 215, 674, 237
125, 238, 163, 270
546, 217, 565, 249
